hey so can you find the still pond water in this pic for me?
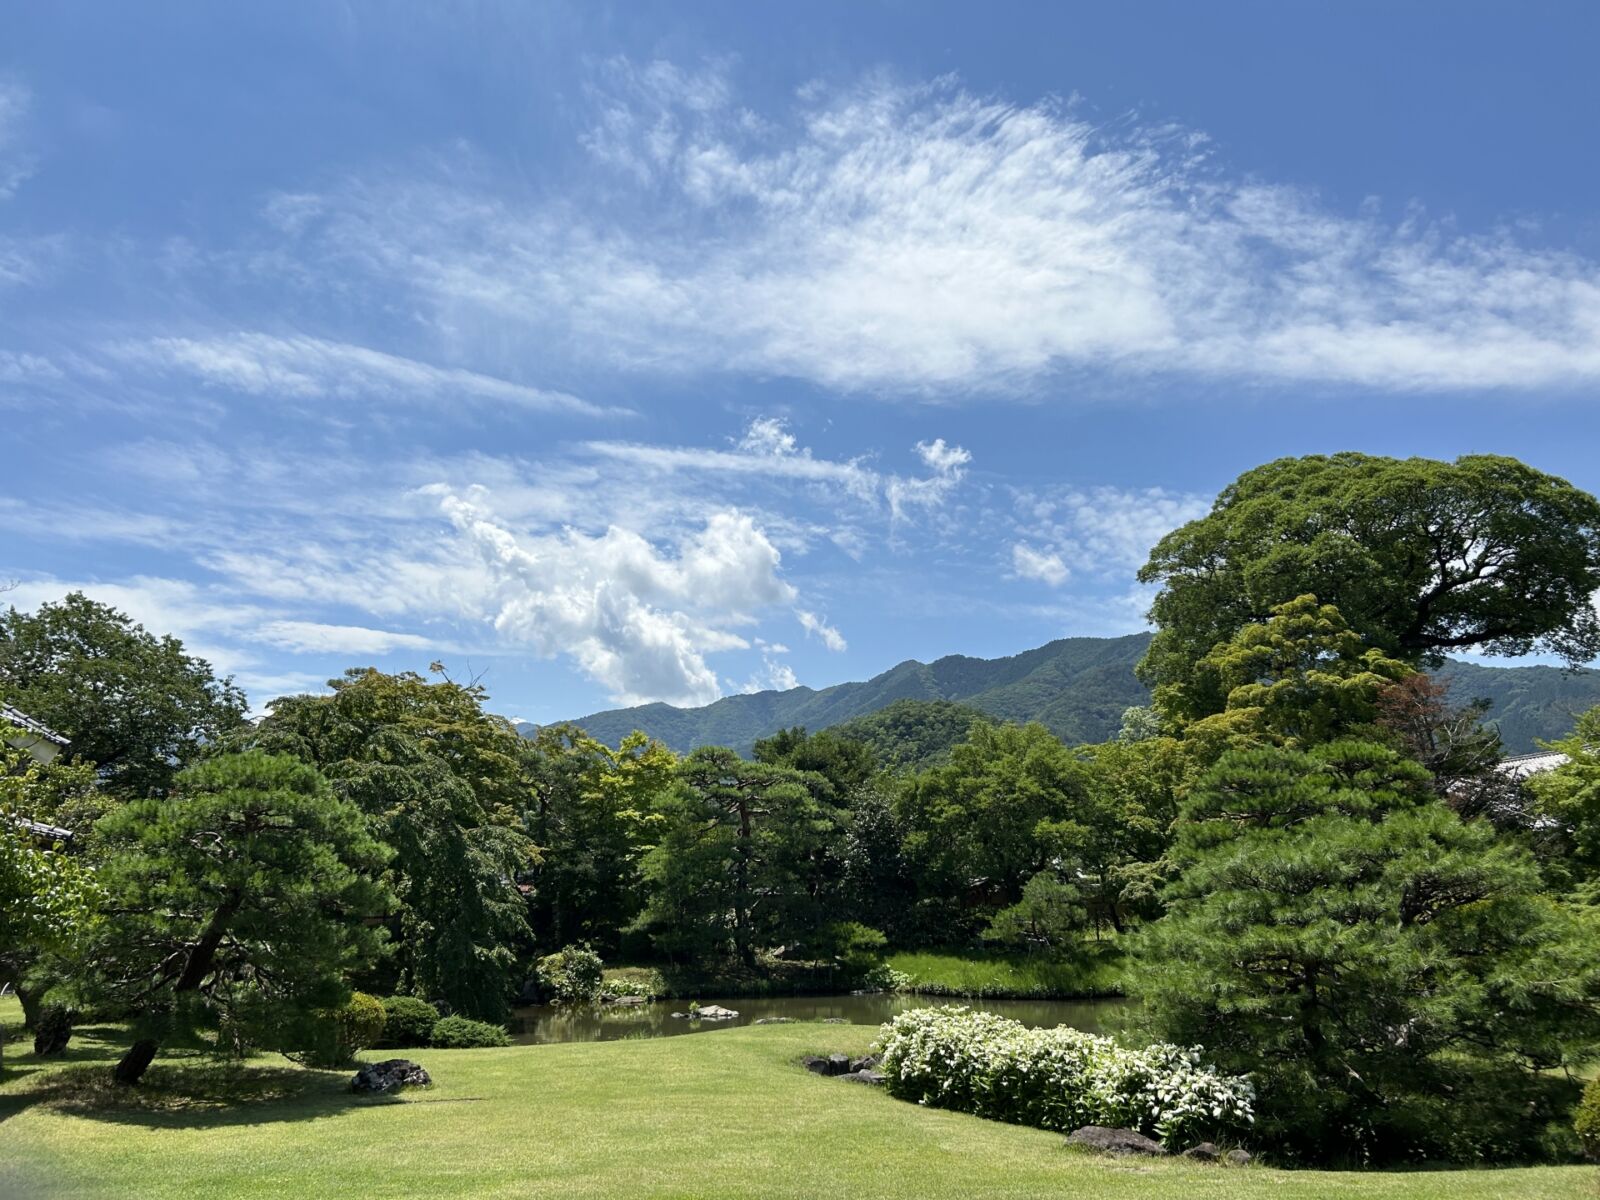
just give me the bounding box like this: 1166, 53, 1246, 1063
509, 993, 1126, 1044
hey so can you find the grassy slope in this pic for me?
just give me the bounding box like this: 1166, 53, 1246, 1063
0, 997, 1590, 1200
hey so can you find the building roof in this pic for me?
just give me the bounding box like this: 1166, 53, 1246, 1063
13, 815, 75, 844
0, 703, 70, 747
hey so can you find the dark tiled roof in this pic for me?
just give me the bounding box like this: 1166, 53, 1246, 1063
0, 703, 70, 747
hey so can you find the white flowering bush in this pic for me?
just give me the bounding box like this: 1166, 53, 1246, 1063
876, 1006, 1253, 1148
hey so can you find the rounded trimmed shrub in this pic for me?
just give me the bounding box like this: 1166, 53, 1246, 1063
294, 990, 388, 1067
536, 945, 604, 1005
430, 1015, 511, 1048
381, 995, 442, 1048
1576, 1077, 1600, 1160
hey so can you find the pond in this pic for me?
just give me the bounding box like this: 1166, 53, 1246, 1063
508, 993, 1128, 1044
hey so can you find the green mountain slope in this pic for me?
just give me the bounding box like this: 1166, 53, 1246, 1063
543, 634, 1600, 757
1433, 660, 1600, 754
562, 635, 1152, 754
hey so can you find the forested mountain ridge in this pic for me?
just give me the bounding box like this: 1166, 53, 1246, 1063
538, 633, 1600, 756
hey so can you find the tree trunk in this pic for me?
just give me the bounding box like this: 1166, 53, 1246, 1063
114, 1039, 159, 1086
16, 978, 46, 1030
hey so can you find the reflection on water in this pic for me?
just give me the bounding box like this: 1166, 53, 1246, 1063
508, 993, 1127, 1044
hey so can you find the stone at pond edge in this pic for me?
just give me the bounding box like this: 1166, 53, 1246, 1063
604, 995, 648, 1007
1225, 1149, 1253, 1167
1181, 1142, 1219, 1161
821, 1017, 848, 1024
754, 1017, 795, 1024
842, 1069, 885, 1086
352, 1059, 432, 1094
1065, 1126, 1165, 1157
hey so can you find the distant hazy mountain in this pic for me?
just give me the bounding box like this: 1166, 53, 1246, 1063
555, 634, 1152, 754
533, 633, 1600, 757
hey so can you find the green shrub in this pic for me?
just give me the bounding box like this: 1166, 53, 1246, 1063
380, 995, 441, 1048
598, 968, 665, 1000
1576, 1077, 1600, 1160
293, 990, 387, 1067
536, 945, 604, 1006
430, 1015, 511, 1048
877, 1006, 1253, 1150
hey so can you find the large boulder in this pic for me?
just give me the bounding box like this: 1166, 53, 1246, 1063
803, 1053, 854, 1077
694, 1005, 739, 1020
352, 1058, 432, 1095
849, 1055, 880, 1073
1065, 1126, 1165, 1156
1181, 1142, 1219, 1162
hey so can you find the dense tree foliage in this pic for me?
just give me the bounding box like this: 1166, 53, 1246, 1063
90, 752, 389, 1084
240, 669, 533, 1020
521, 725, 673, 955
634, 747, 843, 965
1136, 739, 1600, 1162
0, 593, 248, 797
828, 700, 993, 768
1526, 705, 1600, 901
1139, 454, 1600, 720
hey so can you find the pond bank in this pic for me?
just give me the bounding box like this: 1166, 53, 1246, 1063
509, 993, 1129, 1044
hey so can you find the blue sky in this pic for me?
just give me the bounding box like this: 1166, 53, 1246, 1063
4, 2, 1600, 722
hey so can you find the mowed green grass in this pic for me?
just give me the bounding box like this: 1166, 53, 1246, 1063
887, 948, 1123, 998
0, 995, 1593, 1200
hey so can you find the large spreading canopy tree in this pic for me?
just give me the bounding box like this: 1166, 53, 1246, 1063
0, 593, 248, 797
1137, 454, 1600, 721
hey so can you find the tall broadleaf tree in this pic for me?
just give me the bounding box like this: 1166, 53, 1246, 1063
241, 668, 534, 1019
1138, 454, 1600, 721
0, 593, 248, 798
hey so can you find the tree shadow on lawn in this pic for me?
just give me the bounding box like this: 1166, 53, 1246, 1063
0, 1045, 412, 1130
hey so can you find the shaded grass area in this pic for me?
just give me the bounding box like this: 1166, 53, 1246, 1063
888, 946, 1124, 999
2, 996, 1594, 1200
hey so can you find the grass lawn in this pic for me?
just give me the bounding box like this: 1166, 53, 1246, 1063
888, 947, 1123, 998
1, 995, 1593, 1200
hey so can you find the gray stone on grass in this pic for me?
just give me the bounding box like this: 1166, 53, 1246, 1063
1065, 1126, 1165, 1156
1181, 1142, 1219, 1162
1225, 1149, 1253, 1167
352, 1059, 431, 1094
841, 1069, 885, 1086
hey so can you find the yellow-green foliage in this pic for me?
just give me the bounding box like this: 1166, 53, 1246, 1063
1574, 1077, 1600, 1160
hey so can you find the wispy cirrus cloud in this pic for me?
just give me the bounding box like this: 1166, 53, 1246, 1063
105, 332, 618, 417
1009, 484, 1210, 586
265, 60, 1600, 397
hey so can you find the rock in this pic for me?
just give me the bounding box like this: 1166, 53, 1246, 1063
848, 1055, 880, 1072
1181, 1142, 1219, 1162
822, 1017, 848, 1024
842, 1069, 886, 1086
803, 1053, 853, 1076
754, 1017, 795, 1025
605, 995, 648, 1007
670, 1011, 688, 1019
351, 1058, 431, 1095
693, 1004, 739, 1020
1065, 1126, 1165, 1157
803, 1055, 831, 1075
1225, 1149, 1253, 1167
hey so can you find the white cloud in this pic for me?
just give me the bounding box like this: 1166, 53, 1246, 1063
255, 620, 437, 656
1011, 543, 1070, 587
0, 79, 34, 200
737, 652, 799, 695
432, 487, 799, 706
796, 608, 847, 652
107, 332, 616, 416
279, 64, 1600, 395
738, 416, 799, 457
1012, 485, 1209, 579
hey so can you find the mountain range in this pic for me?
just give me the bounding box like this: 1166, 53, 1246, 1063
539, 634, 1600, 757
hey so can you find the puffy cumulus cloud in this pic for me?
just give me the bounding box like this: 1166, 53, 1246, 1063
106, 332, 614, 416
1011, 485, 1210, 579
1011, 543, 1070, 587
796, 608, 847, 652
432, 487, 799, 706
278, 62, 1600, 396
